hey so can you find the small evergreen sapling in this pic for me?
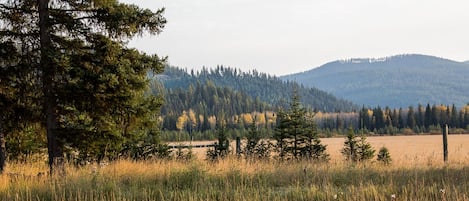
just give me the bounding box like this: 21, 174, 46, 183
377, 146, 392, 164
341, 126, 375, 162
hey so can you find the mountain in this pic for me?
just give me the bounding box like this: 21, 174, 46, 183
157, 66, 357, 112
464, 60, 469, 65
282, 54, 469, 108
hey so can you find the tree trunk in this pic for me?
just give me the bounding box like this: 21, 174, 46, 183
38, 0, 64, 175
0, 130, 6, 174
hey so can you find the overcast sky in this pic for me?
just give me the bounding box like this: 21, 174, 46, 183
121, 0, 469, 76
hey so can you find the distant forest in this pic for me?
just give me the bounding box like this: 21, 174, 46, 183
152, 66, 469, 140
152, 66, 356, 135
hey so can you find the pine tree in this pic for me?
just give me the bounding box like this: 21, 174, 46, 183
0, 0, 166, 173
423, 104, 430, 129
341, 126, 359, 162
245, 118, 260, 158
274, 90, 328, 161
206, 115, 230, 161
407, 106, 416, 129
356, 134, 375, 161
244, 118, 272, 160
341, 126, 375, 162
377, 146, 392, 165
273, 108, 290, 159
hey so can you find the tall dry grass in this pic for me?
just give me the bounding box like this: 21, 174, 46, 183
1, 135, 468, 201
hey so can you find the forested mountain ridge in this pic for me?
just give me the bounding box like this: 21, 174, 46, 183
157, 66, 357, 113
282, 54, 469, 108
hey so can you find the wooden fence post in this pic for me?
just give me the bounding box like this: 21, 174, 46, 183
236, 137, 241, 156
442, 124, 448, 163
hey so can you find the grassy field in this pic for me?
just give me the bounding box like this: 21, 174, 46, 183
173, 134, 469, 166
1, 134, 469, 201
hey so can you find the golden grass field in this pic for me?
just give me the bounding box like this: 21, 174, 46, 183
1, 134, 468, 201
174, 134, 469, 166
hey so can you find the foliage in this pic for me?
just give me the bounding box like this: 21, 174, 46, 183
377, 146, 392, 165
341, 127, 359, 162
0, 0, 167, 173
206, 117, 230, 161
341, 126, 375, 162
159, 80, 272, 132
356, 103, 469, 133
5, 125, 46, 162
357, 134, 375, 161
244, 119, 273, 160
274, 90, 329, 161
159, 66, 357, 113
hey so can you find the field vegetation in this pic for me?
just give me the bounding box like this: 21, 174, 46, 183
1, 135, 468, 201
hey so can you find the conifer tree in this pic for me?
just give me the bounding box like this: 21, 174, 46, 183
356, 134, 375, 161
341, 126, 375, 162
0, 0, 166, 173
377, 146, 392, 165
341, 126, 359, 162
245, 118, 260, 157
206, 115, 230, 161
274, 90, 328, 161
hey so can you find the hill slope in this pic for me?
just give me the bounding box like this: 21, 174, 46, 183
158, 66, 357, 112
282, 54, 469, 108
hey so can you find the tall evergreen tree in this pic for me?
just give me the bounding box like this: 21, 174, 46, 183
373, 106, 385, 130
398, 108, 405, 129
0, 0, 166, 173
407, 106, 416, 129
424, 104, 432, 129
274, 90, 328, 160
450, 104, 459, 128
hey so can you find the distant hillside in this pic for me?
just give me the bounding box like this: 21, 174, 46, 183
158, 66, 357, 112
282, 54, 469, 108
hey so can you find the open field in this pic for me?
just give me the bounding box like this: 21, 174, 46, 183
1, 134, 469, 201
172, 134, 469, 166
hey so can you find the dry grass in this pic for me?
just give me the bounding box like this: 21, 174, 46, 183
173, 134, 469, 166
1, 134, 468, 201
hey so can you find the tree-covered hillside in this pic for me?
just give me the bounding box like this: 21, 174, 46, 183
158, 66, 357, 113
153, 79, 272, 131
283, 54, 469, 108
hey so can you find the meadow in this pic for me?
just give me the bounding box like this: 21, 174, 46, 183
1, 134, 468, 201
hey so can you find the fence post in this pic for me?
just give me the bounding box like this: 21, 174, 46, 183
236, 137, 241, 156
442, 124, 448, 163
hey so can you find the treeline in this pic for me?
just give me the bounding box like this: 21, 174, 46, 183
318, 104, 469, 134
158, 66, 357, 112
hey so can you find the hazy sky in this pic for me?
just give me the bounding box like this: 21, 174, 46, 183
122, 0, 469, 76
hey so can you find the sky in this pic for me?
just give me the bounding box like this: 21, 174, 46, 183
121, 0, 469, 76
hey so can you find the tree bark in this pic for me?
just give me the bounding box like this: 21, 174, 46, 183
0, 130, 6, 174
38, 0, 64, 175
